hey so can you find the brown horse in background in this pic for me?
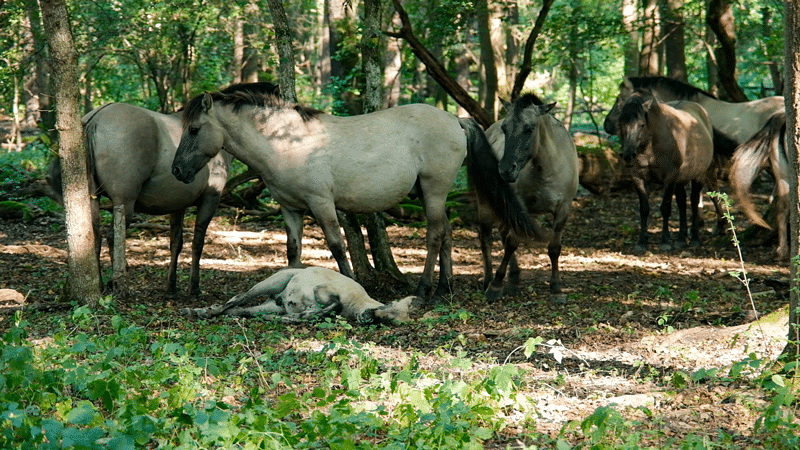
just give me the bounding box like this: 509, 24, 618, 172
617, 92, 717, 253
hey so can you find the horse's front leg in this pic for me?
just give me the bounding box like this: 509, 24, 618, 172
281, 206, 306, 269
308, 204, 355, 279
673, 183, 688, 249
166, 210, 186, 298
632, 177, 650, 254
658, 183, 676, 251
188, 193, 221, 297
689, 180, 703, 247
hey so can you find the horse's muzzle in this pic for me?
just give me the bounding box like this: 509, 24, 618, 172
172, 165, 195, 184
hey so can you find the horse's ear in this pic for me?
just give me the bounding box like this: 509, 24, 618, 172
202, 92, 213, 113
623, 77, 634, 92
500, 98, 512, 111
642, 98, 655, 111
540, 102, 557, 115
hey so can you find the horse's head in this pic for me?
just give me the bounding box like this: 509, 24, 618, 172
603, 77, 636, 135
617, 93, 654, 164
499, 96, 556, 182
172, 92, 224, 184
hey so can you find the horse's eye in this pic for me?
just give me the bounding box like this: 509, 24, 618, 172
189, 126, 200, 135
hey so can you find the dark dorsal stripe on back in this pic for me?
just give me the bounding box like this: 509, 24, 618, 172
182, 82, 322, 128
627, 76, 716, 100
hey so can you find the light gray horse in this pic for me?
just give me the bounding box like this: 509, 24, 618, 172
181, 266, 413, 324
171, 90, 531, 301
49, 82, 279, 297
472, 94, 579, 301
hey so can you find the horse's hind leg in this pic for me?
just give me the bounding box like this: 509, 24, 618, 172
689, 180, 703, 247
485, 231, 519, 302
632, 177, 650, 253
673, 183, 689, 249
166, 210, 185, 298
432, 219, 453, 299
478, 211, 495, 292
548, 206, 570, 296
659, 183, 676, 251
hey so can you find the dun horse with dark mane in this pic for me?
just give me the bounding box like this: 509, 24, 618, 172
617, 92, 716, 253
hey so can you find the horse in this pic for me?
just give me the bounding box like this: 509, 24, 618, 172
617, 92, 716, 253
171, 90, 532, 301
604, 76, 783, 154
180, 266, 414, 324
470, 94, 579, 301
728, 112, 789, 260
48, 82, 279, 297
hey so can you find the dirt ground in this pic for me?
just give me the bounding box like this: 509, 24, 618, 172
0, 178, 793, 442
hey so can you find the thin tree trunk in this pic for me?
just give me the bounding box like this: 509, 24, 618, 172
383, 11, 402, 108
476, 0, 497, 120
639, 0, 661, 76
782, 0, 799, 361
510, 0, 555, 101
267, 0, 297, 102
38, 0, 101, 307
706, 0, 748, 101
664, 0, 687, 82
621, 0, 639, 77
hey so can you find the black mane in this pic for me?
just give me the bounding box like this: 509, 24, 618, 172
182, 82, 322, 127
627, 76, 716, 100
515, 92, 545, 109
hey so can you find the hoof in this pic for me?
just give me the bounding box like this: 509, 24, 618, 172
550, 293, 567, 305
485, 285, 503, 302
659, 242, 673, 252
633, 244, 647, 255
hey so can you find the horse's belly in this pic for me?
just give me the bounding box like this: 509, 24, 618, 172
135, 170, 210, 214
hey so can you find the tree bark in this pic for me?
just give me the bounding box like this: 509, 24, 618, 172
387, 0, 491, 128
476, 0, 497, 120
38, 0, 101, 307
664, 0, 687, 82
639, 0, 661, 76
621, 0, 639, 77
783, 0, 799, 361
706, 0, 748, 102
267, 0, 297, 102
509, 0, 555, 101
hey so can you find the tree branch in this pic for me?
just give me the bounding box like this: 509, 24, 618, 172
386, 0, 492, 128
510, 0, 555, 100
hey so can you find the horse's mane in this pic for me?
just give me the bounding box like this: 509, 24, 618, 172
515, 92, 545, 109
618, 94, 646, 126
182, 82, 322, 127
627, 76, 716, 100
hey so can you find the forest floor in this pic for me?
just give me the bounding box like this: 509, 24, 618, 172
0, 171, 795, 446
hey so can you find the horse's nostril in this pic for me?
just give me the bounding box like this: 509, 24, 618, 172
172, 166, 181, 177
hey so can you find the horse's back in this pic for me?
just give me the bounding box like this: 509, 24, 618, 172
84, 103, 220, 214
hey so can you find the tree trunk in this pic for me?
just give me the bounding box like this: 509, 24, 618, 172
476, 0, 497, 120
639, 0, 661, 76
664, 0, 687, 82
38, 0, 101, 307
621, 0, 639, 77
359, 0, 406, 286
267, 0, 297, 102
782, 0, 799, 361
706, 0, 748, 101
233, 16, 245, 84
383, 11, 402, 108
761, 6, 782, 95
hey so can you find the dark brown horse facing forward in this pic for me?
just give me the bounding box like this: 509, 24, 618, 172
617, 93, 716, 253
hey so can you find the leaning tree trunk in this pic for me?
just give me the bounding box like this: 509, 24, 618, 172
782, 0, 799, 361
38, 0, 101, 307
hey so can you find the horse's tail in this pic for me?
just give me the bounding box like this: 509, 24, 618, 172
728, 112, 786, 230
459, 118, 536, 239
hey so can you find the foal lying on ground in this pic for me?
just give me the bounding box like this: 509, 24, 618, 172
181, 267, 413, 325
